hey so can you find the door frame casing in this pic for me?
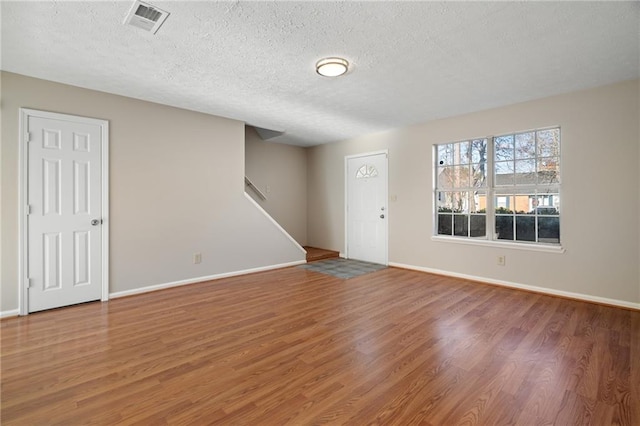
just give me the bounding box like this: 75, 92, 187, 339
18, 108, 110, 315
344, 149, 389, 265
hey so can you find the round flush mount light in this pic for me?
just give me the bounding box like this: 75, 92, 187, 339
316, 57, 349, 77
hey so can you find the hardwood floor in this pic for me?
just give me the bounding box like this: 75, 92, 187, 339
2, 266, 638, 425
304, 247, 340, 262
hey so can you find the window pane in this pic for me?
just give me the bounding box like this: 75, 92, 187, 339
438, 167, 454, 190
438, 214, 453, 235
437, 191, 454, 211
495, 135, 514, 161
471, 163, 487, 188
495, 194, 514, 213
454, 214, 468, 236
538, 217, 560, 243
438, 144, 454, 166
437, 191, 472, 213
515, 159, 536, 185
451, 191, 469, 213
515, 132, 535, 159
470, 191, 486, 213
495, 192, 532, 214
495, 161, 514, 186
515, 216, 535, 241
515, 159, 535, 173
470, 139, 487, 164
437, 166, 470, 189
470, 215, 486, 237
537, 128, 560, 157
516, 193, 534, 214
455, 166, 470, 188
538, 158, 560, 184
496, 216, 514, 240
355, 164, 378, 179
531, 193, 559, 215
457, 141, 471, 165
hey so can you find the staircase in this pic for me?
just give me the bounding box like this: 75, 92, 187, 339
304, 247, 340, 262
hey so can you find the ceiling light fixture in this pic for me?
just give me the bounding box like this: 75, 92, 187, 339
316, 57, 349, 77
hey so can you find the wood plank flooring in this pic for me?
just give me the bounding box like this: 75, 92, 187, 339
2, 266, 638, 425
304, 247, 340, 262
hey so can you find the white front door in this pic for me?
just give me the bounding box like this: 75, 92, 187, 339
346, 152, 388, 265
23, 110, 108, 313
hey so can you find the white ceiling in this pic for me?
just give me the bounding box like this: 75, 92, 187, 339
2, 1, 639, 146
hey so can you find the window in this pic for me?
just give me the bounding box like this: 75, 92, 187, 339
435, 127, 560, 246
356, 164, 378, 179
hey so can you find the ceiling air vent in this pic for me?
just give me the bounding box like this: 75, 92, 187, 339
124, 1, 169, 34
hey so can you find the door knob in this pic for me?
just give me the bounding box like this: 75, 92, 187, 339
380, 214, 385, 219
91, 219, 102, 226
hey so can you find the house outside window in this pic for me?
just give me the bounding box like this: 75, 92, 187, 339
435, 127, 560, 246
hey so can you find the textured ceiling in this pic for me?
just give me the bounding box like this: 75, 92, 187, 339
2, 1, 639, 146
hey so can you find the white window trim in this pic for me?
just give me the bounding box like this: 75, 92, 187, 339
431, 235, 565, 253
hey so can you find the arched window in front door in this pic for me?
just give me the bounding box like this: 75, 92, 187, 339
356, 164, 378, 179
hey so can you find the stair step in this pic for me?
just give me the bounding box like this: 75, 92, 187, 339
304, 246, 340, 262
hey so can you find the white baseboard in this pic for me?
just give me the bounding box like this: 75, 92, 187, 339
8, 261, 634, 315
0, 309, 20, 319
388, 262, 640, 311
110, 260, 306, 299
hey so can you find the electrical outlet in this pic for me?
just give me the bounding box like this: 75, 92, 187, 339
497, 255, 506, 266
194, 253, 202, 264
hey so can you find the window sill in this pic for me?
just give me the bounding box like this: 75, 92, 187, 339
431, 235, 565, 254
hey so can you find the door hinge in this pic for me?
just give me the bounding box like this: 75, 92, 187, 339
25, 131, 32, 143
26, 205, 32, 215
26, 278, 32, 288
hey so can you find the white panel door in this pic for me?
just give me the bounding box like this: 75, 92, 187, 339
27, 115, 103, 312
346, 152, 388, 265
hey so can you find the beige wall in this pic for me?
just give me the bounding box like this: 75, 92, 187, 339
308, 79, 640, 305
245, 127, 307, 246
1, 72, 305, 314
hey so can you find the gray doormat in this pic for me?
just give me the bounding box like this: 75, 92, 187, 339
298, 258, 387, 280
